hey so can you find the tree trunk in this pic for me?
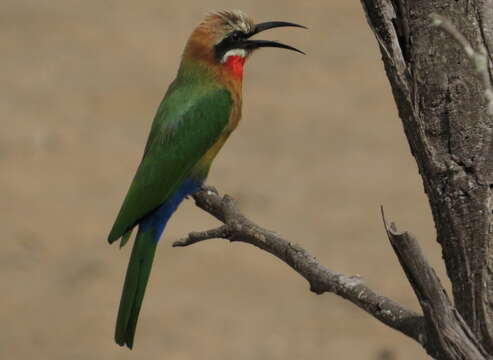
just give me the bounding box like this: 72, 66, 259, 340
362, 0, 493, 355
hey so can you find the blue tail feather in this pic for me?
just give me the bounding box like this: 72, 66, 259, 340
139, 177, 202, 242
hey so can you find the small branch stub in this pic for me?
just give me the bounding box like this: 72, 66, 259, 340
381, 207, 488, 359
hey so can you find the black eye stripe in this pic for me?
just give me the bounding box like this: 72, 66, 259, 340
214, 31, 246, 62
229, 31, 243, 41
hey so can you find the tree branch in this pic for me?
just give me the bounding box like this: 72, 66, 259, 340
173, 187, 426, 345
382, 209, 489, 359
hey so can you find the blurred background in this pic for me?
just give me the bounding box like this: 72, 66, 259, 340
1, 1, 442, 359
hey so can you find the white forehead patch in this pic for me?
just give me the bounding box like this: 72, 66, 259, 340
215, 10, 255, 34
221, 49, 247, 63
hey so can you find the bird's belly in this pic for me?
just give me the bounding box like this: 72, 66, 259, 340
193, 133, 230, 176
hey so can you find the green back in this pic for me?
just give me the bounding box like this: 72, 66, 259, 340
108, 63, 232, 243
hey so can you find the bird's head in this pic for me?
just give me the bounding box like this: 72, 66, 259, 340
182, 10, 305, 80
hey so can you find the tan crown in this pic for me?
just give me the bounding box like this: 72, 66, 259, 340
211, 10, 255, 36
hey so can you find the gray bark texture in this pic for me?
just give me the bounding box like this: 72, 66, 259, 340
178, 1, 493, 359
361, 0, 493, 358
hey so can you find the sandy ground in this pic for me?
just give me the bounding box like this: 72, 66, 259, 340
1, 1, 443, 359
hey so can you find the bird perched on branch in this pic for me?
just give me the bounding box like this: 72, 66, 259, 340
107, 9, 305, 349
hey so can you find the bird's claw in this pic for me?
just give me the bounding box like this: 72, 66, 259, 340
200, 184, 219, 195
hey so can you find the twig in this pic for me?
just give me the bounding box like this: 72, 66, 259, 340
173, 225, 230, 247
174, 187, 426, 345
430, 13, 493, 115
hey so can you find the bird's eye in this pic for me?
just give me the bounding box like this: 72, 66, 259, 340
230, 31, 242, 41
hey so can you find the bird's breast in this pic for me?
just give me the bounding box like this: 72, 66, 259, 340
223, 55, 246, 80
192, 88, 242, 177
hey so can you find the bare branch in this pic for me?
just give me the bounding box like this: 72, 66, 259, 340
173, 225, 230, 247
430, 13, 493, 115
175, 187, 426, 345
180, 186, 491, 358
381, 210, 489, 359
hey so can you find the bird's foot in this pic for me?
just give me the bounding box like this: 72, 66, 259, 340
185, 184, 218, 199
199, 184, 219, 195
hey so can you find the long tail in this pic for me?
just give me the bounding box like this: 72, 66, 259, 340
115, 227, 157, 349
113, 178, 203, 348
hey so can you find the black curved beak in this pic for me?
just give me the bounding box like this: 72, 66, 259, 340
250, 21, 307, 36
244, 21, 306, 54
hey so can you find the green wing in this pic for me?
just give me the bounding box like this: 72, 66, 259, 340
108, 83, 232, 243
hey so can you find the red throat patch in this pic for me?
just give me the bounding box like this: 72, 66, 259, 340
224, 55, 246, 80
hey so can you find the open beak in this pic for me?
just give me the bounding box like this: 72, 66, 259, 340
243, 21, 306, 54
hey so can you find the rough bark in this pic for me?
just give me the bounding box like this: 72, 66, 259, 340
361, 0, 493, 356
383, 211, 488, 359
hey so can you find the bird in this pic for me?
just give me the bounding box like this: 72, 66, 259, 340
108, 9, 305, 349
